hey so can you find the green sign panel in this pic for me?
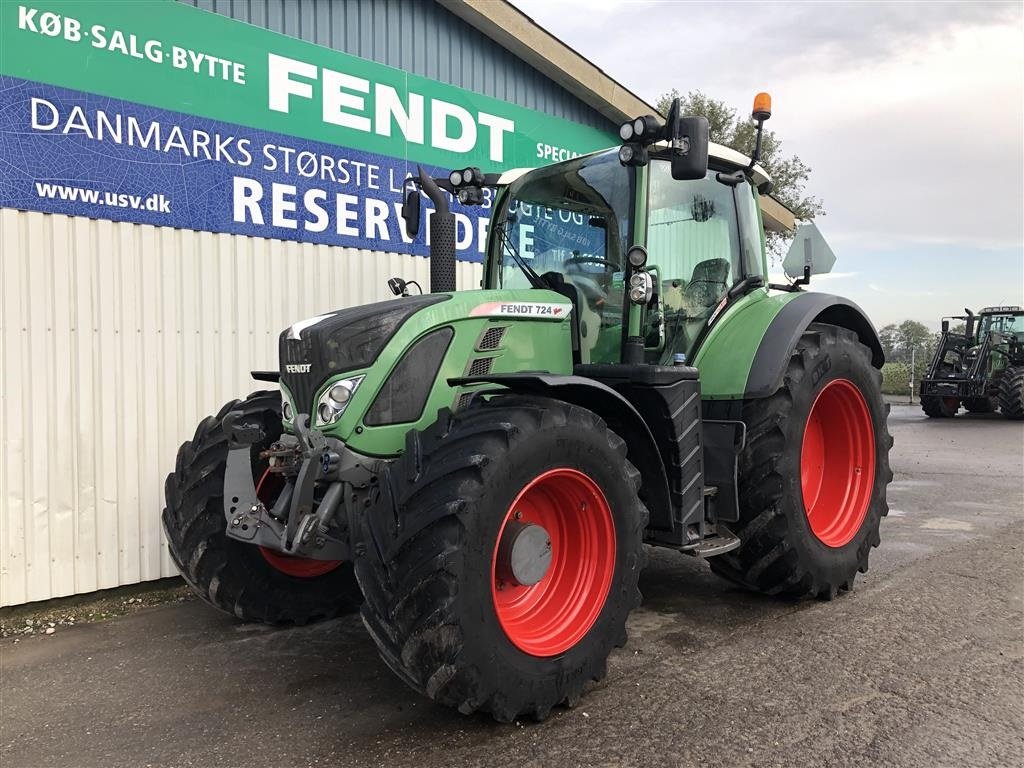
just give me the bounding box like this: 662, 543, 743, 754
0, 0, 615, 170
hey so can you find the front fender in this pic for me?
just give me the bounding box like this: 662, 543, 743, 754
448, 373, 675, 533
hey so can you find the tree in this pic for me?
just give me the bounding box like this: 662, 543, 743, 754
878, 319, 937, 391
878, 320, 934, 363
656, 90, 824, 258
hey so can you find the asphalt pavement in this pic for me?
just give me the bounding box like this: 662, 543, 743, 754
2, 405, 1022, 768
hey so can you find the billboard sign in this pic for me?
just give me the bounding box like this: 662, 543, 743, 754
0, 0, 617, 261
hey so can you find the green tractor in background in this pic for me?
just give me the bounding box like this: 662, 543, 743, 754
163, 94, 893, 721
920, 306, 1024, 419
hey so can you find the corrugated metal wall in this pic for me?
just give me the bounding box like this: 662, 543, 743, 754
180, 0, 613, 132
0, 208, 482, 606
0, 0, 616, 606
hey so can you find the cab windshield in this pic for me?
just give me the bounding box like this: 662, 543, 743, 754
489, 150, 633, 362
977, 313, 1024, 342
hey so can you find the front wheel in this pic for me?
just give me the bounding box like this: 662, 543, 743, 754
710, 323, 893, 599
997, 366, 1024, 420
162, 391, 362, 623
922, 395, 960, 418
963, 397, 995, 414
353, 396, 647, 721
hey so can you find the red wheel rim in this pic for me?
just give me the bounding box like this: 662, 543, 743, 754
491, 468, 616, 657
801, 379, 876, 548
943, 397, 959, 414
255, 468, 342, 578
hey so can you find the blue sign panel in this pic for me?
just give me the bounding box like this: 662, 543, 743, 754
0, 76, 495, 262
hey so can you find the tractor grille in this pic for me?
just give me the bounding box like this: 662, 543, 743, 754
456, 392, 477, 411
476, 326, 507, 351
466, 357, 495, 377
278, 294, 448, 412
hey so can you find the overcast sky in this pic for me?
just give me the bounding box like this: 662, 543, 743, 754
512, 0, 1024, 328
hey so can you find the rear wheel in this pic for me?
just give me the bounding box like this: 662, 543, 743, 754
998, 366, 1024, 420
353, 396, 647, 721
710, 323, 893, 599
921, 395, 960, 418
162, 391, 361, 623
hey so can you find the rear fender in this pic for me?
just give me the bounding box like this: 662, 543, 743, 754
744, 293, 883, 399
694, 290, 883, 400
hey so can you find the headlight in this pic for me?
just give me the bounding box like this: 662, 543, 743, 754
315, 375, 364, 426
280, 386, 297, 424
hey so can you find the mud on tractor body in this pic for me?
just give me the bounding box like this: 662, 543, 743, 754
163, 95, 894, 721
920, 306, 1024, 419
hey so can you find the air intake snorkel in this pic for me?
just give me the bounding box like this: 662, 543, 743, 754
418, 168, 458, 294
398, 166, 498, 294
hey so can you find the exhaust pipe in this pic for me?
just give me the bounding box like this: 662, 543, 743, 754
418, 167, 457, 293
964, 307, 975, 340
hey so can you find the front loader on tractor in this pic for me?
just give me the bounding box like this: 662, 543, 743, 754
163, 94, 893, 721
919, 306, 1024, 419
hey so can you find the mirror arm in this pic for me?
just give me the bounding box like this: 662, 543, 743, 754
419, 167, 450, 215
768, 265, 811, 293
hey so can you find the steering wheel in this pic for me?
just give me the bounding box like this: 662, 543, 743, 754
566, 256, 621, 272
567, 275, 607, 306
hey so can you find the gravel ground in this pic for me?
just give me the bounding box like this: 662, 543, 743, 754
1, 405, 1021, 768
0, 580, 193, 640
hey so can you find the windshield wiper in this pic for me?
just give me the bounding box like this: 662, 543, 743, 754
496, 220, 547, 290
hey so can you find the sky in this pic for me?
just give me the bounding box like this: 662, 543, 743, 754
511, 0, 1024, 329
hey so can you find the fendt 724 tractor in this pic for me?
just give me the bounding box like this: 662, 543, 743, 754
163, 94, 893, 721
920, 306, 1024, 419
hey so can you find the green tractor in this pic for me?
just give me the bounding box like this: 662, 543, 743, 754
920, 306, 1024, 419
163, 95, 893, 721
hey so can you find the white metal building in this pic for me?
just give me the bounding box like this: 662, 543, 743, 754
0, 0, 645, 606
0, 0, 792, 606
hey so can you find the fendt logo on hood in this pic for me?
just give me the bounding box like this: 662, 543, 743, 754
285, 363, 312, 374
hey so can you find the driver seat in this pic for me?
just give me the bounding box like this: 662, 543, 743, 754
681, 258, 730, 317
664, 258, 731, 364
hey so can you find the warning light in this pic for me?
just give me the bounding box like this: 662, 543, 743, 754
752, 92, 772, 122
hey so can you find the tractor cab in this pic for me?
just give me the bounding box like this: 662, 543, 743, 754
483, 142, 772, 367
976, 307, 1024, 346
404, 94, 782, 378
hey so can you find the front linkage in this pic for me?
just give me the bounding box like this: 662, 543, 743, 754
221, 411, 377, 563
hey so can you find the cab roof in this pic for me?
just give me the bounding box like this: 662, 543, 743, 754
496, 142, 792, 232
979, 306, 1024, 314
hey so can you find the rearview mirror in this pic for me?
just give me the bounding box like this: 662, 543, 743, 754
401, 186, 421, 239
669, 114, 709, 181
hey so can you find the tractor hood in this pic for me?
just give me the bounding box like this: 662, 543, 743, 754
279, 294, 450, 411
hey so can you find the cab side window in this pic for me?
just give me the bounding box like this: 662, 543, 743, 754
646, 162, 739, 361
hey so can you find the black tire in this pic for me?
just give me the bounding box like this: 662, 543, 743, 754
162, 391, 362, 623
963, 397, 995, 414
353, 396, 647, 722
998, 366, 1024, 420
921, 394, 959, 418
710, 323, 893, 599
